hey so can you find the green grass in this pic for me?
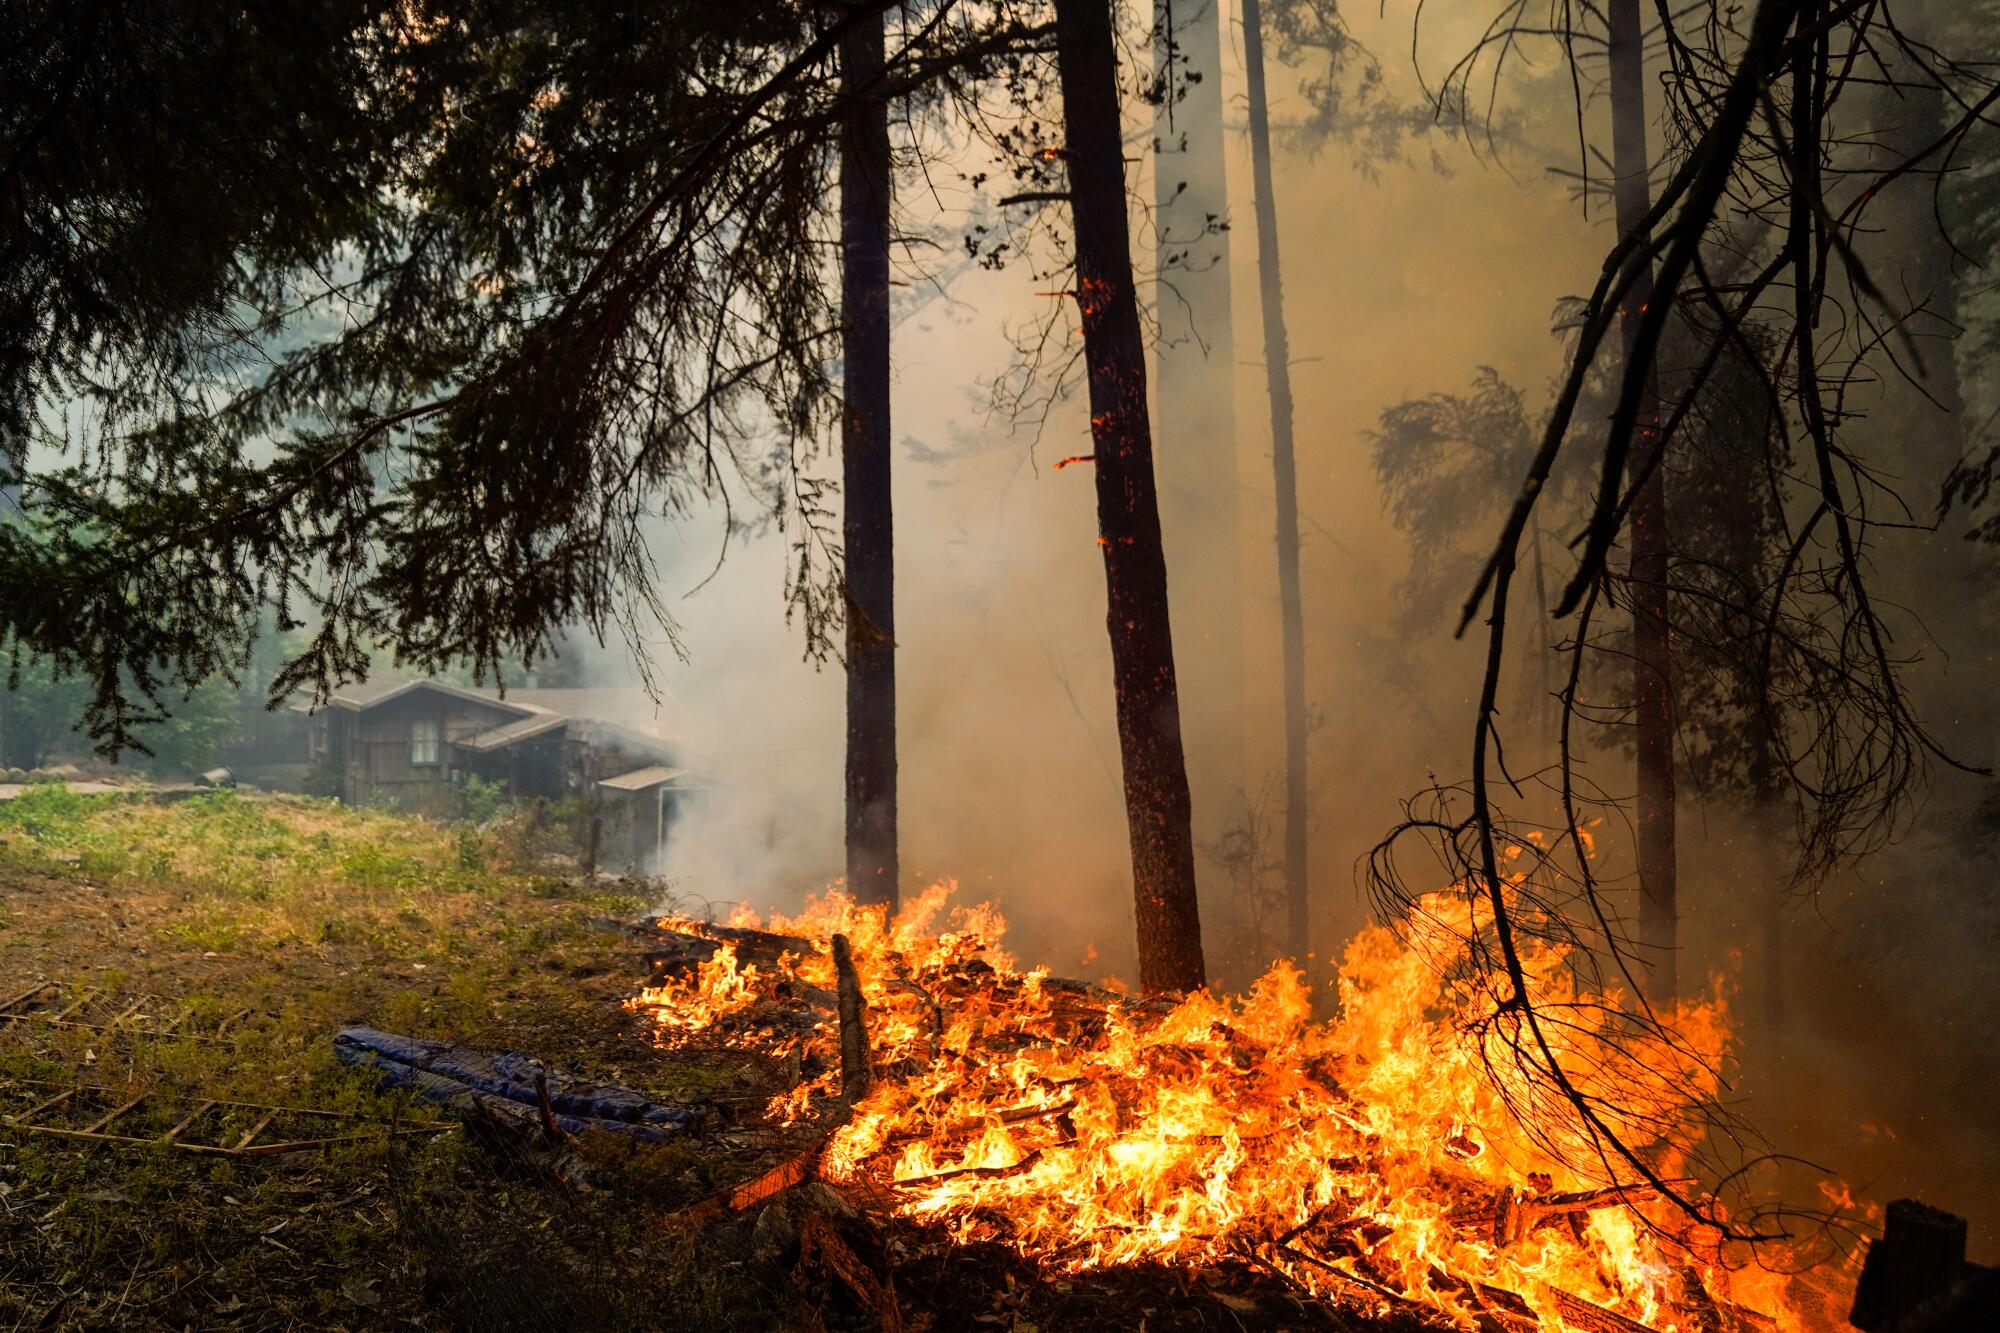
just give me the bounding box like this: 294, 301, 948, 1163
0, 788, 789, 1332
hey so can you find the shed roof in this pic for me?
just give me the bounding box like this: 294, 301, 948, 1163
597, 765, 690, 793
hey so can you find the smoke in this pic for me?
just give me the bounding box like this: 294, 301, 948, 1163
622, 2, 1600, 970
561, 0, 1998, 1255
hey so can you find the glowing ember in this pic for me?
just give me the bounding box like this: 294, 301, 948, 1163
628, 882, 1851, 1331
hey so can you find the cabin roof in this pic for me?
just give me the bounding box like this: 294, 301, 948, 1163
303, 677, 548, 718
458, 713, 572, 753
295, 678, 678, 746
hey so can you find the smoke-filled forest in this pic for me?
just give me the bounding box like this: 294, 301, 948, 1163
2, 1, 1997, 1330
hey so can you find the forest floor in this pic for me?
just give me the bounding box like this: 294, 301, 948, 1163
0, 788, 1378, 1333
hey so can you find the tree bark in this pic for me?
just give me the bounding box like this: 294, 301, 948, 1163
1152, 0, 1244, 861
1240, 0, 1308, 964
1608, 0, 1678, 1001
1055, 0, 1207, 994
842, 7, 898, 911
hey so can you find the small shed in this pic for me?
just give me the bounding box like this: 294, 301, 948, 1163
595, 764, 707, 871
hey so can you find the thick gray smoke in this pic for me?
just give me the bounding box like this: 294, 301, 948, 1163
554, 0, 2000, 1255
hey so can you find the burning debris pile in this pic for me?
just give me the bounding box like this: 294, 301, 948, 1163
627, 884, 1849, 1332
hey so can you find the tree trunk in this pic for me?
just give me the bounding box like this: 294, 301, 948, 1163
1608, 0, 1678, 1002
1240, 0, 1308, 965
1055, 0, 1207, 994
841, 8, 898, 911
1152, 0, 1244, 856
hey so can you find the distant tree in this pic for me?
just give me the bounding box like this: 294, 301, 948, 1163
1604, 0, 1679, 1001
0, 661, 91, 770
132, 677, 238, 775
1241, 0, 1310, 965
1265, 0, 1471, 168
0, 662, 235, 773
1373, 364, 1594, 732
1150, 0, 1245, 862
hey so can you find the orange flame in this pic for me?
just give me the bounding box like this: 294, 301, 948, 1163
628, 882, 1848, 1331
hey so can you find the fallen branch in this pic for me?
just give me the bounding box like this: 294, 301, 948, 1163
679, 1135, 831, 1222
890, 1148, 1044, 1190
797, 1210, 904, 1333
1262, 1240, 1432, 1319
885, 1097, 1077, 1145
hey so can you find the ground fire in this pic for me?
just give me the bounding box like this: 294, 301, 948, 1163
628, 882, 1858, 1332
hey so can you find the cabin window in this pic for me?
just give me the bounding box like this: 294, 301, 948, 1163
410, 718, 441, 766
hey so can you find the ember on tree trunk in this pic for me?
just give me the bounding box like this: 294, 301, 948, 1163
1052, 0, 1205, 995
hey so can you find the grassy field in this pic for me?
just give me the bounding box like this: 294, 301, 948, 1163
0, 786, 794, 1332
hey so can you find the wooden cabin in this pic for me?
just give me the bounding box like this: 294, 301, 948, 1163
303, 678, 700, 869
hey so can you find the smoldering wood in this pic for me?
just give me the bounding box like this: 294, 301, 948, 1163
796, 1208, 904, 1333
833, 932, 871, 1101
681, 1137, 833, 1223
1849, 1198, 1993, 1333
581, 812, 601, 878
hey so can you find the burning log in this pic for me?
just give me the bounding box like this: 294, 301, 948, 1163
1423, 1266, 1540, 1333
632, 919, 819, 983
1546, 1286, 1661, 1333
1254, 1240, 1435, 1323
887, 973, 943, 1056
1676, 1266, 1724, 1333
679, 1138, 832, 1224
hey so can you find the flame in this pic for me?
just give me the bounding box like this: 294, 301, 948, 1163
628, 881, 1847, 1331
